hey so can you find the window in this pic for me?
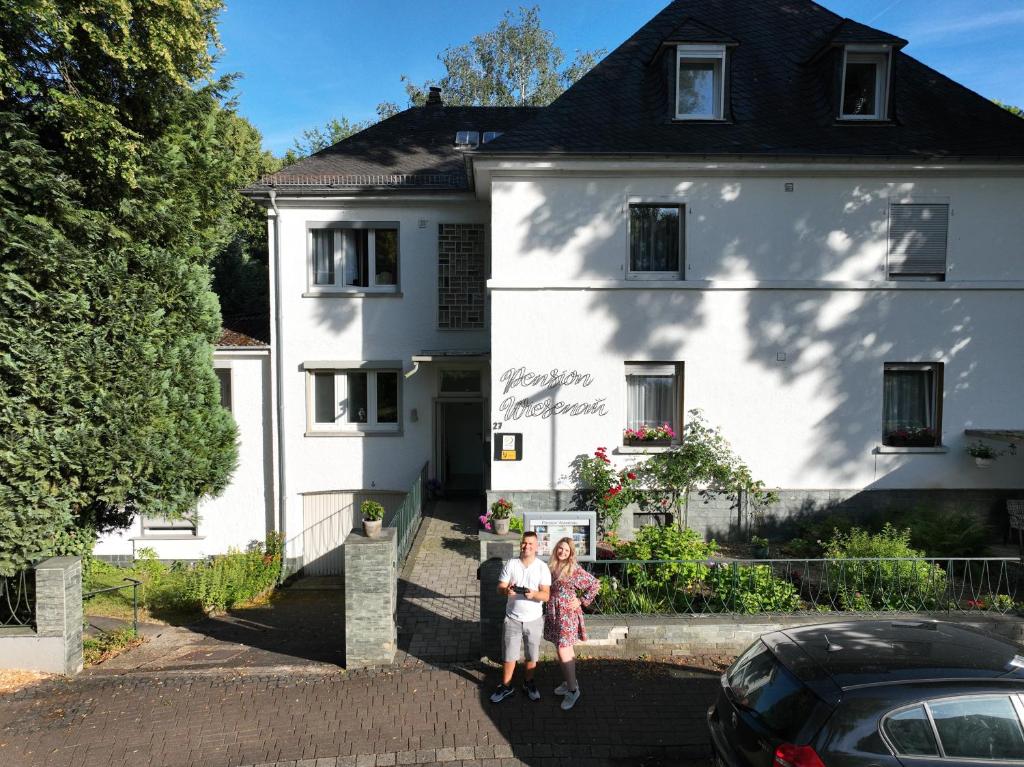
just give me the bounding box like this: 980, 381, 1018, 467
929, 696, 1024, 760
883, 363, 942, 447
141, 514, 197, 537
841, 48, 890, 120
440, 369, 481, 395
676, 45, 726, 120
625, 363, 682, 436
214, 368, 232, 411
308, 225, 399, 292
888, 203, 949, 280
883, 706, 940, 757
629, 205, 684, 278
726, 641, 820, 741
309, 368, 400, 433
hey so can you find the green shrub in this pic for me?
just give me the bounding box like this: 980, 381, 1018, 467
360, 500, 385, 522
508, 516, 524, 533
615, 525, 717, 591
823, 524, 946, 610
706, 564, 801, 614
181, 532, 283, 613
894, 507, 991, 557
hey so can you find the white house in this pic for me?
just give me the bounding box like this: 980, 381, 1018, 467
242, 0, 1024, 568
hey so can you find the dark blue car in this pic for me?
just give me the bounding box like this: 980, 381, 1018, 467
708, 621, 1024, 766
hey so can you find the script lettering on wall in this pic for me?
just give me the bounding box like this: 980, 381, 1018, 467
497, 366, 609, 422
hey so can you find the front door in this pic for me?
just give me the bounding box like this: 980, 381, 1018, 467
436, 401, 484, 494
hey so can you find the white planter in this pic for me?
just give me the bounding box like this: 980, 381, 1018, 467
493, 518, 511, 536
363, 519, 383, 538
975, 457, 995, 469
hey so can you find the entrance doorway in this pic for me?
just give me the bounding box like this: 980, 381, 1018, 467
435, 401, 484, 494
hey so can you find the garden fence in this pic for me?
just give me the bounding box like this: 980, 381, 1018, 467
385, 462, 427, 565
0, 569, 35, 629
585, 557, 1024, 616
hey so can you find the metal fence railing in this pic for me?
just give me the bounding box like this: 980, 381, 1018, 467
585, 557, 1024, 616
83, 578, 142, 635
0, 569, 36, 629
385, 462, 427, 565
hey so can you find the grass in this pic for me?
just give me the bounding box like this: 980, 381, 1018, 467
83, 628, 143, 666
83, 560, 201, 625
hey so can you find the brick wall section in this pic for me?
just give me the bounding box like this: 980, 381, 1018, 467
343, 528, 397, 668
437, 223, 485, 329
487, 488, 1024, 541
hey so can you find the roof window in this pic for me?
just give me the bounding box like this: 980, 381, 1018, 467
454, 131, 480, 149
675, 44, 726, 120
840, 46, 891, 120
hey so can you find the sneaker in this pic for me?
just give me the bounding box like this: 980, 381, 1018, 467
554, 682, 569, 695
490, 683, 515, 704
523, 679, 541, 701
561, 687, 581, 710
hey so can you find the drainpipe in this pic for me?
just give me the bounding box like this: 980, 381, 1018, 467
268, 190, 289, 578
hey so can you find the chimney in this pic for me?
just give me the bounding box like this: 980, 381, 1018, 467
426, 87, 443, 107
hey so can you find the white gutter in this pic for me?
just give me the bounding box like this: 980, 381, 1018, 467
268, 191, 288, 576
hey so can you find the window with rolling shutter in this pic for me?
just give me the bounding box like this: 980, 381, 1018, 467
887, 203, 949, 280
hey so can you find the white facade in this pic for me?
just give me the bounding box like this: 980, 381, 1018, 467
95, 347, 274, 560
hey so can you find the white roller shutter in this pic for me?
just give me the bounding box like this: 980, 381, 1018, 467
888, 203, 948, 277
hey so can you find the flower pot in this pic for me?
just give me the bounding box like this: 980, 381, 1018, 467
363, 519, 383, 538
975, 457, 995, 469
493, 518, 511, 535
624, 437, 672, 447
753, 545, 770, 559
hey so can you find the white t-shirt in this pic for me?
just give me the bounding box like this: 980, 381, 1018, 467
499, 557, 552, 622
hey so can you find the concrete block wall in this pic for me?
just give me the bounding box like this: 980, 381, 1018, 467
0, 557, 83, 675
344, 528, 397, 668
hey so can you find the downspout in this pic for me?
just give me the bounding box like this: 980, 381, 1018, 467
268, 190, 289, 579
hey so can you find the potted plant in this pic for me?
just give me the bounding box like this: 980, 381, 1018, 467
623, 423, 675, 447
751, 535, 770, 559
883, 426, 937, 448
361, 500, 385, 538
967, 441, 999, 468
489, 497, 514, 535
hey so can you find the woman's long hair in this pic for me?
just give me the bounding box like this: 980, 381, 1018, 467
548, 536, 578, 581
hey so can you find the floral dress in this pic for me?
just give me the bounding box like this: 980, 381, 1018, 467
543, 566, 601, 648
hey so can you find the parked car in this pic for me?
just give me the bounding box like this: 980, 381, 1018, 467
708, 621, 1024, 766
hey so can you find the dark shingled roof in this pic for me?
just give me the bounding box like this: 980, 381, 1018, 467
480, 0, 1024, 160
245, 106, 540, 195
217, 329, 268, 348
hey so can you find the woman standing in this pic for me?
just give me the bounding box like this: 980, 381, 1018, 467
544, 536, 600, 710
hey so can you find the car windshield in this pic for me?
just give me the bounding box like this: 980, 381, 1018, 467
728, 641, 820, 740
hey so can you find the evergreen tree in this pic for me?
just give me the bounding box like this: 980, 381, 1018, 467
0, 0, 249, 573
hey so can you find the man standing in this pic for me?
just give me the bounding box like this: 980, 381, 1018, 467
490, 530, 551, 703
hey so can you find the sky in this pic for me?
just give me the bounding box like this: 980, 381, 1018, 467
214, 0, 1024, 155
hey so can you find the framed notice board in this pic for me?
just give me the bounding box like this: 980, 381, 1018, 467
523, 511, 598, 562
493, 432, 522, 461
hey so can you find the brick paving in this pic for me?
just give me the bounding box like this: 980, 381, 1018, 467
0, 660, 718, 767
396, 499, 483, 664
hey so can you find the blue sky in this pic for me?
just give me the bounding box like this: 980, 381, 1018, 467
215, 0, 1024, 155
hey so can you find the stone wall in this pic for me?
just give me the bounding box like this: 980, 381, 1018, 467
0, 557, 84, 675
437, 223, 485, 329
344, 528, 398, 668
487, 488, 1024, 542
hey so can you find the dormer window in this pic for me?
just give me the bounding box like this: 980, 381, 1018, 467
676, 44, 726, 120
841, 46, 891, 120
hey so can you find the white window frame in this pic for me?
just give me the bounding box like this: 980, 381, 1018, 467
675, 44, 726, 120
306, 365, 402, 434
306, 223, 400, 294
140, 513, 198, 538
214, 365, 232, 412
626, 199, 686, 280
840, 46, 891, 120
624, 362, 683, 446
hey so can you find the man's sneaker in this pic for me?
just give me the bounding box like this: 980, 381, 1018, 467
561, 687, 581, 710
554, 682, 569, 695
523, 679, 541, 701
490, 683, 515, 704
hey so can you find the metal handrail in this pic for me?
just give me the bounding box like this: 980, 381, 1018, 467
83, 578, 142, 635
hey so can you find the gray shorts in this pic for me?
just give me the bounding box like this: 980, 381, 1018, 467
502, 615, 544, 662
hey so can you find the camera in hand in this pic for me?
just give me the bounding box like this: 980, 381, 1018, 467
511, 585, 530, 594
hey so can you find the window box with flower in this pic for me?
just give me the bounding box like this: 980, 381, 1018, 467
883, 426, 938, 448
623, 423, 676, 447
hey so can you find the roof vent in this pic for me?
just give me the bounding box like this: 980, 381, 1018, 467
426, 86, 443, 107
482, 131, 503, 144
455, 131, 480, 149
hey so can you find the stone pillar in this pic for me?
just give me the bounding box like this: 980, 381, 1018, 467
478, 531, 521, 663
35, 556, 83, 675
344, 528, 397, 668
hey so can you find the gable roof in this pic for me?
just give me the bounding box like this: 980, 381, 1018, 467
244, 106, 540, 196
479, 0, 1024, 161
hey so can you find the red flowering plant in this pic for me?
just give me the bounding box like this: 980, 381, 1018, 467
623, 423, 676, 443
570, 447, 641, 536
479, 497, 514, 530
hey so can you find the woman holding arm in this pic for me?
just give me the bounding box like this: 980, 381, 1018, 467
544, 536, 600, 710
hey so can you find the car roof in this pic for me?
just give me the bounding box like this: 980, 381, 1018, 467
765, 621, 1024, 691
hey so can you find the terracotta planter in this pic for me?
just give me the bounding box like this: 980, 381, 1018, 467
493, 518, 511, 535
363, 519, 383, 538
975, 457, 995, 469
624, 437, 672, 447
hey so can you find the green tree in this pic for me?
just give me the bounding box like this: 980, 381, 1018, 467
403, 5, 604, 107
0, 0, 248, 573
995, 100, 1023, 118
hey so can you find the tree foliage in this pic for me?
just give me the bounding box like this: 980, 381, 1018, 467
0, 0, 260, 573
995, 100, 1023, 118
403, 5, 604, 107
